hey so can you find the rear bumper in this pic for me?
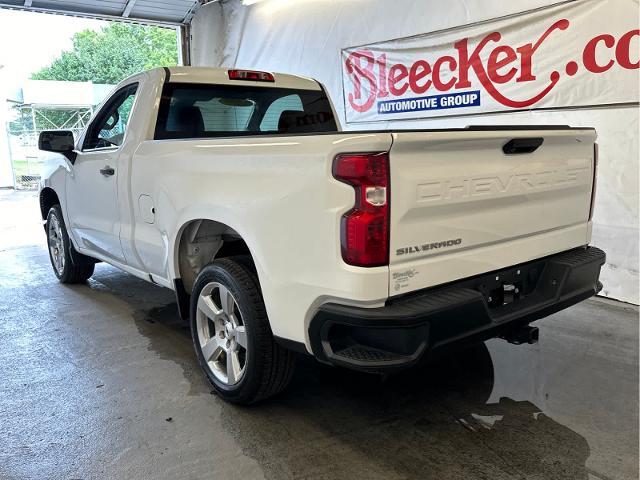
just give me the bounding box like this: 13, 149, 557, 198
309, 246, 605, 371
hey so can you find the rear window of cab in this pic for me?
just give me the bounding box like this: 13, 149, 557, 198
154, 83, 338, 140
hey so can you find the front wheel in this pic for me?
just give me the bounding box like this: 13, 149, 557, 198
46, 205, 94, 284
190, 257, 296, 404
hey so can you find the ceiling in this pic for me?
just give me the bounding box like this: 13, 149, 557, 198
0, 0, 203, 25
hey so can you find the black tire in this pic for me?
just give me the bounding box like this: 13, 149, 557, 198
46, 205, 95, 284
190, 257, 296, 404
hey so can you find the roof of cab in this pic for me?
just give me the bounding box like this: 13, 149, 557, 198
163, 66, 322, 90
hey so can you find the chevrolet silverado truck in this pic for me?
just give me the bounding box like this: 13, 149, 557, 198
37, 67, 605, 404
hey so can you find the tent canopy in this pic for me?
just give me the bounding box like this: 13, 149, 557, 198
0, 0, 202, 25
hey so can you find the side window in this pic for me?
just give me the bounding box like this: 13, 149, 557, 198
83, 84, 138, 150
260, 95, 303, 132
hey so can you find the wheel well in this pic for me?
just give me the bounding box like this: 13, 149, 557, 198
176, 219, 254, 295
39, 187, 60, 221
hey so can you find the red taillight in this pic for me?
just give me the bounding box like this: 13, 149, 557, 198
228, 69, 275, 82
333, 152, 390, 267
589, 143, 598, 220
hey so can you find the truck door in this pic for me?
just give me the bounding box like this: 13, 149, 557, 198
66, 83, 138, 264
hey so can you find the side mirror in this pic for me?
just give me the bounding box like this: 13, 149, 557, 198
38, 130, 77, 163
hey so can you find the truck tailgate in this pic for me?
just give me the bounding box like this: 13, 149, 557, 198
388, 128, 596, 296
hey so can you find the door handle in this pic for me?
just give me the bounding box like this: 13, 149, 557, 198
100, 166, 115, 177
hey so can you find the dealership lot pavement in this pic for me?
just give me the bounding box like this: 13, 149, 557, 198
0, 190, 638, 480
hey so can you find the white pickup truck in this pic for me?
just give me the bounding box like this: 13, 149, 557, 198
38, 67, 605, 404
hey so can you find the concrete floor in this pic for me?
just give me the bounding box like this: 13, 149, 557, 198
0, 190, 638, 480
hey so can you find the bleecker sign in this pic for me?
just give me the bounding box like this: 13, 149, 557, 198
341, 0, 640, 123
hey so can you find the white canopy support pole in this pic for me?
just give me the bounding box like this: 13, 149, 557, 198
178, 24, 192, 66
122, 0, 138, 18
0, 104, 14, 188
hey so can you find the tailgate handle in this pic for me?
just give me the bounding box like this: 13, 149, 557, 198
503, 138, 543, 155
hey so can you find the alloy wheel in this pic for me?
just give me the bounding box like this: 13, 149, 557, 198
196, 282, 248, 385
48, 214, 65, 275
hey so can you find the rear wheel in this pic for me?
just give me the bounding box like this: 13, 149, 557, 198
190, 257, 296, 404
46, 205, 95, 284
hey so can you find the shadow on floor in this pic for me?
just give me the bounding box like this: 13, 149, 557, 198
217, 345, 591, 480
90, 265, 591, 480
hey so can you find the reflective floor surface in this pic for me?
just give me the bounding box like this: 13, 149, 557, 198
0, 190, 637, 480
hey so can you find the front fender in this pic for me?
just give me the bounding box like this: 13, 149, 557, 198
39, 154, 71, 228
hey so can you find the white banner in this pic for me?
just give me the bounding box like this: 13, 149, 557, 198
341, 0, 640, 123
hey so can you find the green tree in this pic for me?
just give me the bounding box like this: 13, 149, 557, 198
31, 23, 178, 84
